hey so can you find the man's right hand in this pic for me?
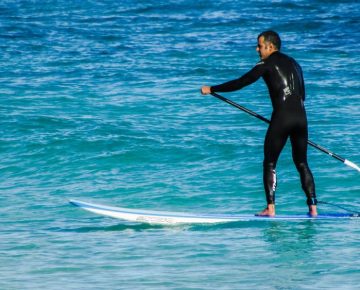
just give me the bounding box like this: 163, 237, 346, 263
201, 86, 211, 95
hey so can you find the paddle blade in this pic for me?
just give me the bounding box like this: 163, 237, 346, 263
344, 159, 360, 173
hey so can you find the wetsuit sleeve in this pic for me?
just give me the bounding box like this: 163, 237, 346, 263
211, 62, 266, 93
211, 61, 265, 93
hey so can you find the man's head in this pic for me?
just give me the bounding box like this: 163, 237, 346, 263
256, 30, 281, 60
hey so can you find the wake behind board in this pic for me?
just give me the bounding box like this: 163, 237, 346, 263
69, 199, 358, 225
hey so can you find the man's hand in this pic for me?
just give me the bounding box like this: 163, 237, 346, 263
201, 86, 211, 95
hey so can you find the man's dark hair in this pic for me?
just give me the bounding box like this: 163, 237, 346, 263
258, 30, 281, 50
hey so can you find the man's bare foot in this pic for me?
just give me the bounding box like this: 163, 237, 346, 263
256, 204, 275, 217
308, 205, 318, 217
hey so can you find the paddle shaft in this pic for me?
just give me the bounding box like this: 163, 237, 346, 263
210, 92, 360, 172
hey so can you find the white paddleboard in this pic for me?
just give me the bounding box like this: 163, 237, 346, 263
69, 199, 358, 225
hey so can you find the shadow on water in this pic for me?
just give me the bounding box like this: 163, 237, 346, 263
62, 223, 167, 233
56, 218, 349, 233
64, 219, 287, 233
260, 220, 320, 257
55, 220, 267, 233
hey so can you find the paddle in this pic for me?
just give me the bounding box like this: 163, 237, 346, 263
210, 92, 360, 173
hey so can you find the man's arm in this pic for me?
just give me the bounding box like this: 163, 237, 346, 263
201, 62, 265, 95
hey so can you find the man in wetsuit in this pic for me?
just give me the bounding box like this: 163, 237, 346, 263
201, 30, 317, 216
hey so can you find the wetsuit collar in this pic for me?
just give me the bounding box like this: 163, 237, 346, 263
268, 50, 280, 58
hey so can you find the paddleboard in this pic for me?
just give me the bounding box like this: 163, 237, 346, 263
69, 199, 359, 225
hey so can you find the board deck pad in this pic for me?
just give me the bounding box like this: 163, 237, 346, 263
69, 200, 358, 225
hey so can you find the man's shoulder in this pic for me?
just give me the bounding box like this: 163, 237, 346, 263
270, 51, 300, 65
276, 51, 296, 61
255, 60, 265, 66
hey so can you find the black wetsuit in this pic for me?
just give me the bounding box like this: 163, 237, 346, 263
211, 51, 316, 206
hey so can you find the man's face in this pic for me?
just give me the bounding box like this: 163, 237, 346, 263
256, 36, 273, 60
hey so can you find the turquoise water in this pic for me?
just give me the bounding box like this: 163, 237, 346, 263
1, 0, 359, 289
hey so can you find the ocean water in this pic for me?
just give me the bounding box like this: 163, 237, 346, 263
1, 0, 359, 289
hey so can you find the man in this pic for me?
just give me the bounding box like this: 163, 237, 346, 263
201, 31, 317, 216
